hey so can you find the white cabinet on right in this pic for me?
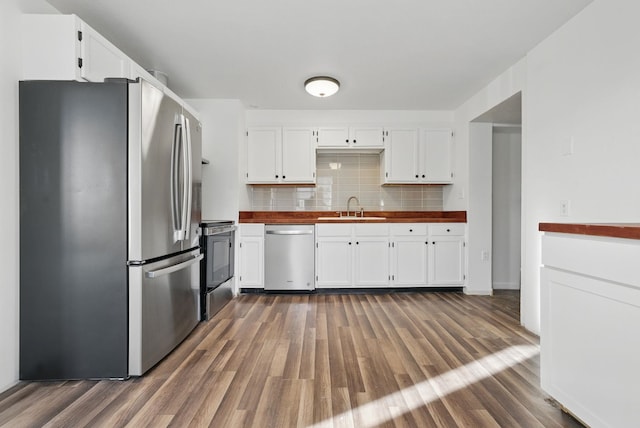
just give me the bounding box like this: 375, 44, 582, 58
428, 224, 465, 285
382, 128, 453, 184
540, 231, 640, 427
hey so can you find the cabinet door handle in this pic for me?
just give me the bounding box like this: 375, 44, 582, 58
353, 139, 356, 144
446, 229, 450, 232
275, 174, 279, 178
348, 242, 352, 245
422, 174, 425, 178
345, 139, 349, 143
415, 174, 419, 178
409, 229, 413, 232
356, 241, 359, 245
283, 175, 286, 179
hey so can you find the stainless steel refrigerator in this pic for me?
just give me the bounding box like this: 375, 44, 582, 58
19, 78, 202, 380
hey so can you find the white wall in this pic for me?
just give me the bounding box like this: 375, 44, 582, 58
0, 0, 58, 394
457, 0, 640, 333
186, 99, 245, 222
452, 60, 526, 299
492, 127, 521, 290
522, 0, 640, 333
467, 123, 494, 295
245, 110, 453, 127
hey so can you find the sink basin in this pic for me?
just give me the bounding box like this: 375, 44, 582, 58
317, 216, 386, 221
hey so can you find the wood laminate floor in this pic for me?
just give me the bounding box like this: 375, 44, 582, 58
0, 291, 583, 427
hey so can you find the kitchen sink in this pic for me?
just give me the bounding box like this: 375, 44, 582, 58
317, 216, 386, 221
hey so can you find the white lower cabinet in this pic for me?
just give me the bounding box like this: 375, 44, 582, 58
317, 222, 465, 289
316, 223, 389, 288
353, 235, 389, 287
390, 224, 428, 286
389, 223, 465, 287
428, 224, 465, 285
541, 232, 640, 428
238, 224, 264, 289
315, 237, 352, 287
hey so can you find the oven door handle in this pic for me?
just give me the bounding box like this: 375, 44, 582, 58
204, 225, 237, 236
145, 254, 203, 278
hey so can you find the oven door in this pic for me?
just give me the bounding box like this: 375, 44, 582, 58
205, 231, 235, 290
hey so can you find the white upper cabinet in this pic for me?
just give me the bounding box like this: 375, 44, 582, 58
383, 128, 453, 184
317, 126, 384, 149
383, 128, 420, 183
247, 127, 281, 183
22, 14, 130, 82
246, 127, 316, 184
78, 21, 130, 82
282, 128, 317, 183
421, 129, 453, 183
22, 14, 197, 120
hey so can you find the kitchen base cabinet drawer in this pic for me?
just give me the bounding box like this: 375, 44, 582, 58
389, 223, 428, 236
429, 223, 465, 236
239, 223, 265, 237
316, 223, 352, 237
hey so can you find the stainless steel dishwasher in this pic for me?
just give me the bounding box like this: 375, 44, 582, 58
264, 225, 315, 291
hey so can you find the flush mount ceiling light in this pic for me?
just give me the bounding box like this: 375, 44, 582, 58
304, 76, 340, 97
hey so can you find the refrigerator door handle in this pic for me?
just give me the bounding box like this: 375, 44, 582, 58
170, 118, 183, 241
183, 114, 193, 241
144, 254, 203, 278
179, 113, 189, 241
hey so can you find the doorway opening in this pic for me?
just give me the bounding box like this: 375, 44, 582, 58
472, 92, 522, 310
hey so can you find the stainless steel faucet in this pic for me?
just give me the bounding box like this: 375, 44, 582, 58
346, 196, 360, 217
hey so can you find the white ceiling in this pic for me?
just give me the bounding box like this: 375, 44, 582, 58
45, 0, 592, 110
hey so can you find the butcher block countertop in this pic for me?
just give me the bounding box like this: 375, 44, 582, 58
239, 211, 467, 224
539, 222, 640, 240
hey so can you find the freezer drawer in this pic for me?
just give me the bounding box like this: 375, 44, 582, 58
265, 225, 315, 291
129, 249, 202, 375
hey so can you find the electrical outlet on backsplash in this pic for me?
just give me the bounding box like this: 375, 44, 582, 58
249, 153, 444, 211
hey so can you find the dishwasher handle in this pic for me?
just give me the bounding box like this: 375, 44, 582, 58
266, 230, 314, 235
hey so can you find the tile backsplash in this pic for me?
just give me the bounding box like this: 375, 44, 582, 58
249, 153, 444, 211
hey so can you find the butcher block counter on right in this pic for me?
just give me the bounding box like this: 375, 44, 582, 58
539, 222, 640, 427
